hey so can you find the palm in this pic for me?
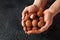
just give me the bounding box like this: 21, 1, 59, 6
22, 5, 39, 33
26, 9, 54, 34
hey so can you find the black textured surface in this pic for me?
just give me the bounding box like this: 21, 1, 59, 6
0, 0, 60, 40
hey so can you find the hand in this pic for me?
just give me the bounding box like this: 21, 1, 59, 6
21, 4, 39, 33
26, 9, 54, 34
22, 0, 60, 35
22, 5, 39, 20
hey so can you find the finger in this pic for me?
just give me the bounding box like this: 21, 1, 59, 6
21, 20, 25, 27
27, 30, 41, 34
26, 30, 36, 34
23, 27, 27, 33
22, 7, 28, 20
22, 20, 28, 33
21, 20, 28, 33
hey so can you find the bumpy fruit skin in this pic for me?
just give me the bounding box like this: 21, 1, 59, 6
25, 20, 32, 27
32, 27, 38, 30
25, 20, 32, 31
39, 17, 44, 21
37, 8, 44, 17
38, 20, 44, 27
30, 14, 37, 19
27, 27, 31, 31
32, 19, 38, 30
32, 19, 38, 27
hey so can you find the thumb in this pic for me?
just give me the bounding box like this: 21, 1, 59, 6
38, 20, 53, 33
22, 7, 28, 20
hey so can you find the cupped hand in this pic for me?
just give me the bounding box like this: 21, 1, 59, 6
26, 9, 54, 34
21, 5, 39, 33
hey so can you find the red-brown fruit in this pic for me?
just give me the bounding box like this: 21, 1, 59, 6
38, 20, 45, 27
27, 27, 31, 31
30, 14, 37, 19
32, 19, 38, 27
25, 20, 32, 27
39, 17, 44, 21
32, 27, 38, 30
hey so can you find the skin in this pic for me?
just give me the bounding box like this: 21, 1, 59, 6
22, 0, 60, 34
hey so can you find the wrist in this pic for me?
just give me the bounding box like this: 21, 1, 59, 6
48, 9, 55, 18
48, 0, 60, 17
33, 0, 48, 9
33, 0, 42, 9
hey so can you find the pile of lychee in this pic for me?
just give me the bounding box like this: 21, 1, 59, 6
23, 8, 45, 31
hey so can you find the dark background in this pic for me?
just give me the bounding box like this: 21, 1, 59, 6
0, 0, 60, 40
